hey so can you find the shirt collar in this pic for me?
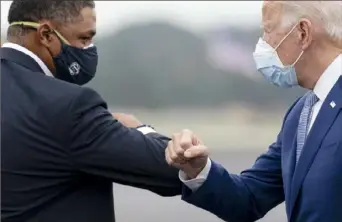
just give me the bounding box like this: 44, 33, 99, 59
313, 54, 342, 101
2, 42, 54, 77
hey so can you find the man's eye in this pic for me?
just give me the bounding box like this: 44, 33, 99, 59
79, 36, 92, 46
80, 36, 91, 40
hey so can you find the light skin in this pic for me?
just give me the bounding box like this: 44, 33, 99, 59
262, 1, 342, 89
166, 1, 342, 178
166, 130, 208, 179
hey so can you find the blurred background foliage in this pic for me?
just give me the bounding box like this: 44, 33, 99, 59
88, 22, 304, 109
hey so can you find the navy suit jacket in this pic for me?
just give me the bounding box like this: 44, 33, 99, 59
1, 48, 181, 222
182, 77, 342, 222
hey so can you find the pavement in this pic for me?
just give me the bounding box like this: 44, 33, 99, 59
113, 151, 287, 222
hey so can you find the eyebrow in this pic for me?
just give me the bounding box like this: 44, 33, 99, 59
81, 29, 96, 37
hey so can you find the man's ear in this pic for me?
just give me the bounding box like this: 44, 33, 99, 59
37, 23, 55, 47
298, 18, 313, 51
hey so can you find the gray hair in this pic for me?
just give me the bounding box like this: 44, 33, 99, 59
278, 1, 342, 45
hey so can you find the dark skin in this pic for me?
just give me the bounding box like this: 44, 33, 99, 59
9, 7, 145, 128
20, 7, 96, 75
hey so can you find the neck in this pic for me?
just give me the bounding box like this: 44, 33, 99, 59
6, 35, 56, 76
297, 44, 341, 89
7, 36, 25, 46
7, 35, 36, 54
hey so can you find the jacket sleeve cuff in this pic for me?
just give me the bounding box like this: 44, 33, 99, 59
179, 158, 211, 191
181, 161, 224, 203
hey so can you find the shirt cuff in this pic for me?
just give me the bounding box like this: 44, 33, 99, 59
136, 125, 156, 135
179, 158, 211, 191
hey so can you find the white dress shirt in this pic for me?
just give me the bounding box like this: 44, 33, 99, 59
2, 42, 54, 77
1, 42, 156, 135
180, 54, 342, 191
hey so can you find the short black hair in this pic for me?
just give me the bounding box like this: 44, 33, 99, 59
7, 0, 95, 38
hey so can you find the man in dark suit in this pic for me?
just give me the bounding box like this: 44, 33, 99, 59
166, 1, 342, 222
1, 1, 181, 222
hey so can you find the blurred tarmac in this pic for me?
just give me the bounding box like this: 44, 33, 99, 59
113, 151, 287, 222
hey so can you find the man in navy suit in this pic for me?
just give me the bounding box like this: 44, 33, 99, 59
1, 1, 181, 222
166, 1, 342, 222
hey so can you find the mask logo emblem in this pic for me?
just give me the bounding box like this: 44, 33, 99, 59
69, 62, 81, 76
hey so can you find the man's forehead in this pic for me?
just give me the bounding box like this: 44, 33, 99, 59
262, 1, 282, 27
62, 7, 96, 34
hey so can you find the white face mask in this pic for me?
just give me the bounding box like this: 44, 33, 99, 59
253, 23, 304, 88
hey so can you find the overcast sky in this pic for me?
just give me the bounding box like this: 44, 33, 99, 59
1, 1, 263, 36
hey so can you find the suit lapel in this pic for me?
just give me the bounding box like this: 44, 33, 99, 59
283, 132, 299, 216
289, 77, 342, 218
281, 96, 305, 216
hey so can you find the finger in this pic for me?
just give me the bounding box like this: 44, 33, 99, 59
165, 141, 173, 165
180, 129, 194, 150
168, 139, 179, 162
192, 136, 202, 146
170, 136, 187, 164
171, 133, 185, 155
184, 145, 209, 159
166, 141, 185, 166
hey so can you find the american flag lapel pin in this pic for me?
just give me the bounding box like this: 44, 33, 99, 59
330, 101, 336, 108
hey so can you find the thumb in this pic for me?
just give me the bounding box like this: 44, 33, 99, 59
184, 145, 208, 158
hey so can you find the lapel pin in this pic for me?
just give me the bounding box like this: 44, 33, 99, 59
330, 101, 336, 108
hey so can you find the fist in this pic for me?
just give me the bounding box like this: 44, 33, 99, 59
165, 129, 209, 179
112, 113, 143, 128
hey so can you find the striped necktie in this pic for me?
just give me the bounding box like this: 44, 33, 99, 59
296, 92, 319, 164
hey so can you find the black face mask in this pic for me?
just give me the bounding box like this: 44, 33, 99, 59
10, 21, 99, 85
53, 42, 98, 85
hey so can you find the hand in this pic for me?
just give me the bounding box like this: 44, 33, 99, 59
165, 129, 209, 179
112, 113, 143, 128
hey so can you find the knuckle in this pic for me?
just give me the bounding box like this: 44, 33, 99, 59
170, 152, 178, 161
165, 153, 172, 164
172, 133, 179, 141
175, 148, 184, 155
166, 159, 173, 165
166, 157, 172, 165
182, 129, 192, 135
180, 139, 191, 148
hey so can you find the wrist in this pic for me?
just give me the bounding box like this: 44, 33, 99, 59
184, 158, 210, 179
184, 165, 207, 180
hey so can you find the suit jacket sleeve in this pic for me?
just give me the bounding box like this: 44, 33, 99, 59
67, 87, 181, 196
182, 98, 301, 222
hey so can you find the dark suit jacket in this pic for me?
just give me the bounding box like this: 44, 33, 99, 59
182, 78, 342, 222
1, 47, 181, 222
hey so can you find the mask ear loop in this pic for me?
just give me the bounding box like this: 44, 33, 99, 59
10, 21, 40, 28
273, 22, 304, 67
274, 22, 299, 51
291, 50, 304, 66
52, 30, 70, 45
10, 21, 71, 45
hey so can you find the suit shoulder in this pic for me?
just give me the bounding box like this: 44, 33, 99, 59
31, 74, 105, 110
